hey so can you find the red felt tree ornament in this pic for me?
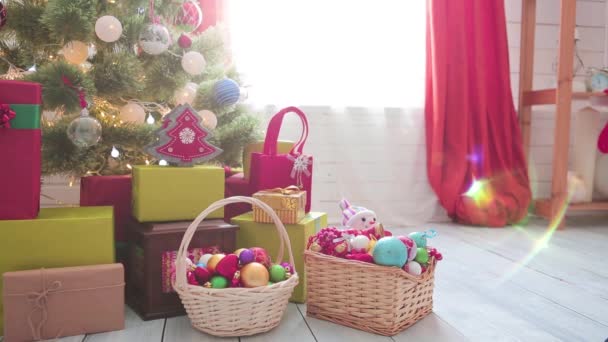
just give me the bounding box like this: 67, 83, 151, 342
598, 122, 608, 154
145, 104, 222, 165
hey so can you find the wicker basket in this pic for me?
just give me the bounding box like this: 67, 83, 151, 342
304, 250, 436, 336
174, 196, 299, 337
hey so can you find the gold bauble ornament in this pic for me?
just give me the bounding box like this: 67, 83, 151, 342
234, 248, 246, 257
310, 241, 322, 252
240, 262, 270, 288
206, 254, 225, 273
203, 282, 212, 288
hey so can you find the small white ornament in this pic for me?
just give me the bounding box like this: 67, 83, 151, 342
95, 15, 123, 43
199, 254, 213, 265
159, 159, 168, 166
63, 41, 89, 65
351, 235, 370, 251
404, 261, 422, 276
181, 51, 206, 75
199, 109, 217, 130
119, 102, 146, 123
179, 127, 196, 144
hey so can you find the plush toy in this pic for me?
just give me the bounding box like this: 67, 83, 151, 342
340, 198, 378, 230
339, 198, 392, 239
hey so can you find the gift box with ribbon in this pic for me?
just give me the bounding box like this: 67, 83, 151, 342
0, 80, 42, 220
0, 206, 116, 334
253, 186, 306, 224
2, 264, 125, 341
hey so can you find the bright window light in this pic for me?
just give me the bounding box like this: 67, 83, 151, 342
227, 0, 426, 107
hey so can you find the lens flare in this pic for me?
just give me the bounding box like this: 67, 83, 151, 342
499, 196, 570, 282
463, 177, 493, 208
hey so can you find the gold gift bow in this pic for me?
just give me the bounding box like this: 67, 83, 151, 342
4, 268, 125, 341
261, 185, 302, 195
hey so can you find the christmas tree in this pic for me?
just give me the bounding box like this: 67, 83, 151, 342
0, 0, 260, 176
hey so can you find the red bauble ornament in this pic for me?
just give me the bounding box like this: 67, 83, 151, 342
145, 104, 222, 165
215, 253, 239, 279
250, 247, 271, 268
178, 33, 193, 49
187, 271, 198, 285
193, 266, 211, 285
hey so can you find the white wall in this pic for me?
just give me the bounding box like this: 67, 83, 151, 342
505, 0, 607, 199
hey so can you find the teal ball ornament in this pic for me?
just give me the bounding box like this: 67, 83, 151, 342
408, 232, 427, 248
372, 237, 407, 267
213, 78, 240, 107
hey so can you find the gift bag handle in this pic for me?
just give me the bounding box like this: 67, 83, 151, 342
175, 196, 296, 290
263, 106, 309, 156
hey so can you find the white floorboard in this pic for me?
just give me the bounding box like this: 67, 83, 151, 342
391, 313, 468, 342
163, 315, 237, 342
241, 304, 315, 342
83, 306, 164, 342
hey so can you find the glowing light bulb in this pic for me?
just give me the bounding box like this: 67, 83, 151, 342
145, 159, 150, 165
126, 163, 132, 170
110, 146, 120, 158
28, 65, 37, 72
146, 115, 155, 124
159, 160, 168, 166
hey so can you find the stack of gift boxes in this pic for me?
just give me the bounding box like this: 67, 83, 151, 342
1, 88, 326, 339
0, 80, 124, 340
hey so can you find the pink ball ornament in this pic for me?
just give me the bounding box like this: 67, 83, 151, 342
193, 266, 211, 285
397, 236, 418, 261
250, 247, 271, 268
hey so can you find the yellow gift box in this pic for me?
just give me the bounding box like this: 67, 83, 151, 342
242, 140, 294, 180
253, 186, 306, 224
232, 211, 327, 303
132, 165, 224, 222
0, 207, 115, 334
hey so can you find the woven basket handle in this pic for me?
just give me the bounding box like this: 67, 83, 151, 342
175, 196, 296, 290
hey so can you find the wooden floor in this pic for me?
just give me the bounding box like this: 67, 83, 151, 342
4, 216, 608, 342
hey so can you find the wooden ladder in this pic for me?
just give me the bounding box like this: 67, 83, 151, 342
518, 0, 608, 229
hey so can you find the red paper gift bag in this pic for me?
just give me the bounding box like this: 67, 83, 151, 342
0, 80, 42, 220
224, 172, 255, 222
249, 106, 313, 212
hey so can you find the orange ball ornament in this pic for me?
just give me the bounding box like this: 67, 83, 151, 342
240, 262, 270, 288
206, 254, 225, 274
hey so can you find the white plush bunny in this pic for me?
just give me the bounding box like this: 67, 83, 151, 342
339, 198, 377, 230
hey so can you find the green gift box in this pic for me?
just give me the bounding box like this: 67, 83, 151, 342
132, 165, 224, 222
0, 207, 115, 334
232, 212, 327, 303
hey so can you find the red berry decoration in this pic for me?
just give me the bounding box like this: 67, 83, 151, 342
435, 253, 443, 261
250, 247, 271, 268
178, 33, 193, 49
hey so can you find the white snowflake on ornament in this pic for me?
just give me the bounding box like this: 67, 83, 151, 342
179, 127, 196, 144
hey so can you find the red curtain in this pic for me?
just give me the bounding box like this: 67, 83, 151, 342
425, 0, 531, 226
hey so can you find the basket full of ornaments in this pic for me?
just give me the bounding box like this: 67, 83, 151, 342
173, 197, 298, 337
304, 199, 443, 336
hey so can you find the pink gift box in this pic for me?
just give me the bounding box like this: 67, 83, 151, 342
3, 264, 125, 341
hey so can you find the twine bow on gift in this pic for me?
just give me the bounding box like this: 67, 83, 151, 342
287, 154, 312, 188
26, 270, 63, 341
0, 103, 16, 128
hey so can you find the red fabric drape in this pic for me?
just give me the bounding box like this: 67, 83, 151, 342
425, 0, 531, 226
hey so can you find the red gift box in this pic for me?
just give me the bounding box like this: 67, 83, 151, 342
80, 175, 133, 243
0, 80, 42, 220
224, 172, 255, 222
